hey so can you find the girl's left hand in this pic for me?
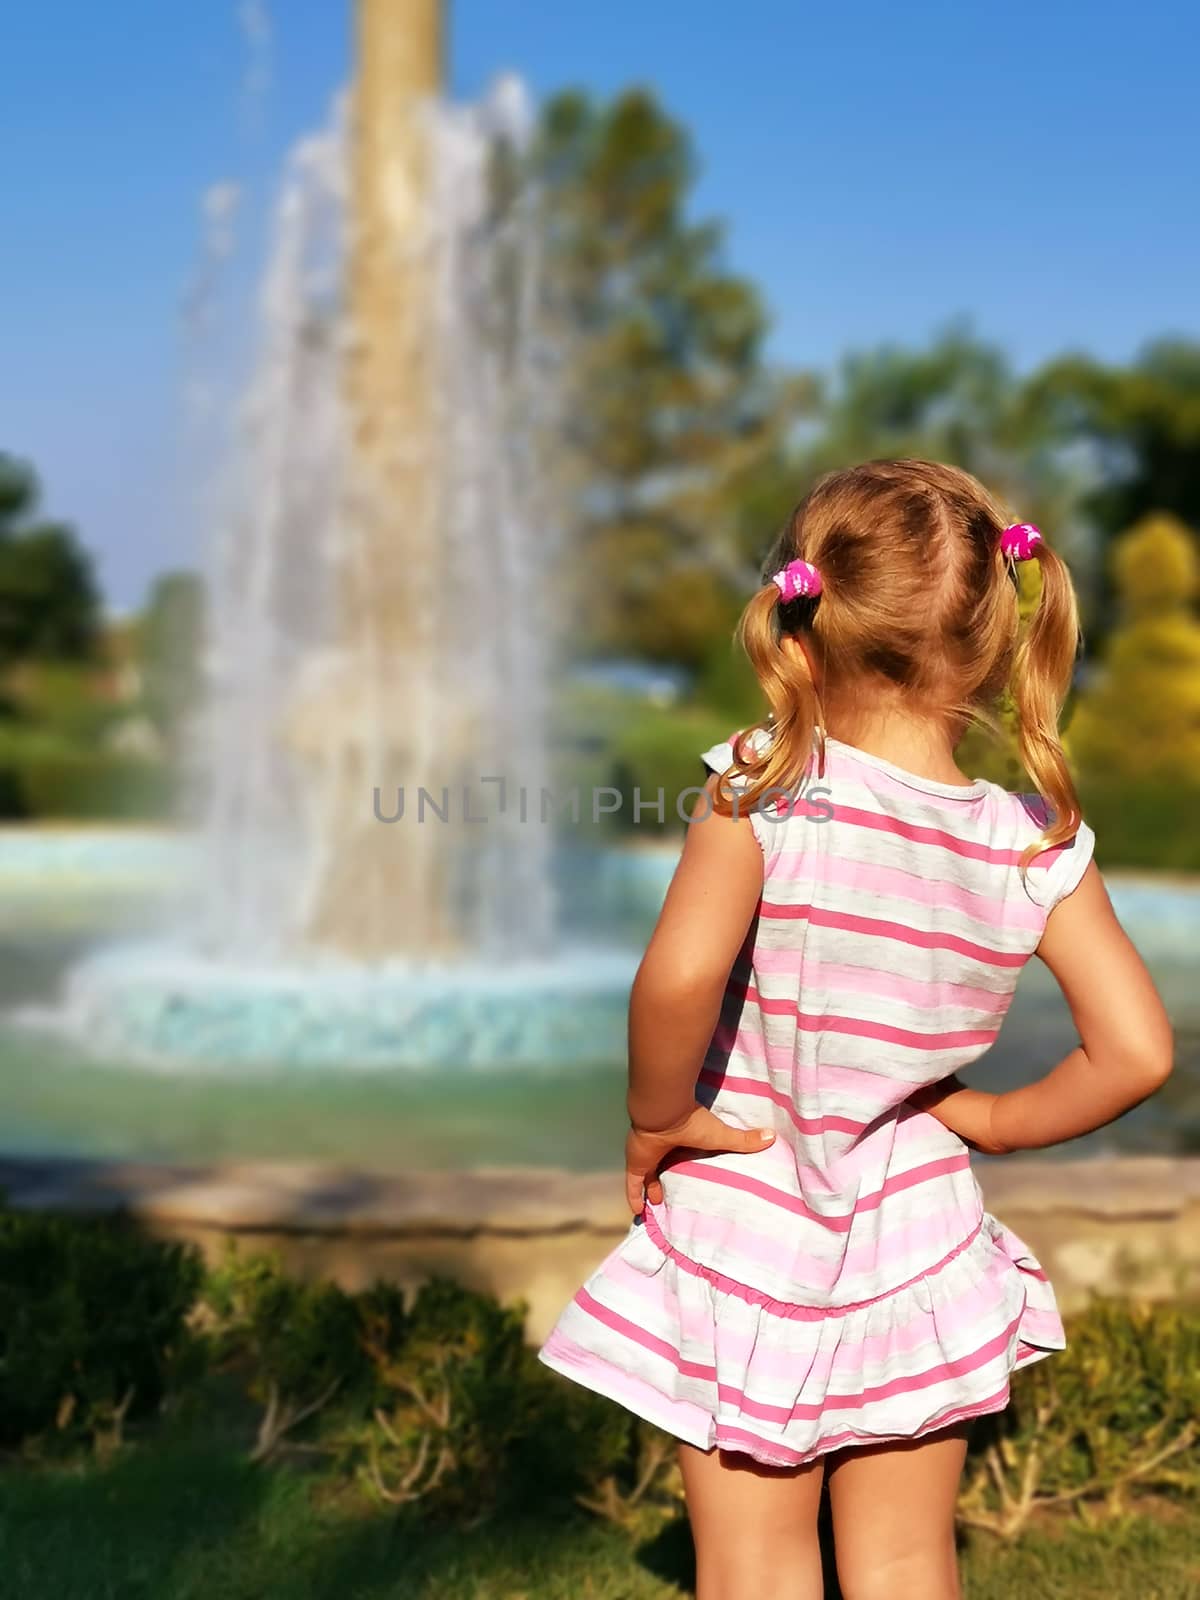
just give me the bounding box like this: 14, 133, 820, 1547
909, 1076, 1011, 1155
625, 1104, 775, 1216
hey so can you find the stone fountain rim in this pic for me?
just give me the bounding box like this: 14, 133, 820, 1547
2, 1153, 1197, 1240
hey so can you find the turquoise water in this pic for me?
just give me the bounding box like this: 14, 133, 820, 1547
0, 832, 1196, 1171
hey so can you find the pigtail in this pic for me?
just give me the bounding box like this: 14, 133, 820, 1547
710, 464, 1089, 853
711, 583, 822, 817
1011, 542, 1083, 858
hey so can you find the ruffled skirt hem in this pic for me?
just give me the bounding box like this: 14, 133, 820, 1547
537, 1209, 1063, 1468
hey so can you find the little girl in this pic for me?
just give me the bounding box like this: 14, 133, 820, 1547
539, 460, 1173, 1600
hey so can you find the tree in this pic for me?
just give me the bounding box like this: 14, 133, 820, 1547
530, 90, 799, 665
1070, 513, 1200, 786
0, 454, 101, 663
137, 571, 207, 753
1022, 339, 1200, 543
801, 325, 1016, 476
789, 327, 1096, 592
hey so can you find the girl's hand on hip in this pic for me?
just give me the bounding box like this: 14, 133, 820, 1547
625, 1104, 775, 1216
909, 1076, 1011, 1155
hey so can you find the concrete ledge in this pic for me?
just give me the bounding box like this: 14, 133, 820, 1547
978, 1155, 1200, 1218
3, 1155, 1198, 1340
0, 1158, 632, 1235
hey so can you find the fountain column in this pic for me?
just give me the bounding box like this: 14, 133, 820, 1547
38, 0, 617, 1073
291, 0, 457, 957
344, 0, 442, 627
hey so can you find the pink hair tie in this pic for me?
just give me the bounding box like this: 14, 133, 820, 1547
1000, 523, 1043, 561
772, 558, 823, 601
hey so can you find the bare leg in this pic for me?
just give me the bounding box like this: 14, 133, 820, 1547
679, 1442, 826, 1600
825, 1424, 969, 1600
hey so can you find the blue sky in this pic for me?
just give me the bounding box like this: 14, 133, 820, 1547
2, 0, 1196, 608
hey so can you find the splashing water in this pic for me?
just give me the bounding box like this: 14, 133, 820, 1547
11, 80, 642, 1072
197, 81, 562, 964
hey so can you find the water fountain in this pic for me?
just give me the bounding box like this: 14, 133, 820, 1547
203, 0, 558, 964
4, 0, 1199, 1154
31, 0, 643, 1070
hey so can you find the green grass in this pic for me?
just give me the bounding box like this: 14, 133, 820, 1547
0, 1427, 1197, 1600
958, 1509, 1200, 1600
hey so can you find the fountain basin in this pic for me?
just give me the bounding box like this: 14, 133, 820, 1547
21, 940, 639, 1071
1, 830, 1198, 1165
3, 833, 666, 1070
5, 830, 1200, 1078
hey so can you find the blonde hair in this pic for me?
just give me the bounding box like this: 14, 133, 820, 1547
719, 459, 1082, 856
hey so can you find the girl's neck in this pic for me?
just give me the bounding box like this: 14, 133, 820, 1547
822, 704, 974, 788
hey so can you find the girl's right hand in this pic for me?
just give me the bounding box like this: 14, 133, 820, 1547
625, 1105, 775, 1216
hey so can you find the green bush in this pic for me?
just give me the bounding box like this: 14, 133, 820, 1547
1078, 779, 1200, 873
4, 1203, 1197, 1545
354, 1276, 633, 1521
694, 636, 763, 723
0, 724, 177, 820
961, 1297, 1200, 1538
2, 750, 175, 820
954, 713, 1200, 873
608, 703, 740, 833
203, 1247, 367, 1461
7, 664, 126, 745
199, 1258, 633, 1519
0, 1204, 202, 1450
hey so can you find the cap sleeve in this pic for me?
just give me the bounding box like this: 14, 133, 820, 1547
700, 730, 782, 866
1028, 819, 1096, 913
700, 737, 738, 779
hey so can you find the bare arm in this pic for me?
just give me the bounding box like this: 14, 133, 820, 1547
918, 864, 1174, 1152
623, 775, 775, 1212
627, 776, 764, 1129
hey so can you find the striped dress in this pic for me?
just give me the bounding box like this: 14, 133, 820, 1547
539, 734, 1094, 1467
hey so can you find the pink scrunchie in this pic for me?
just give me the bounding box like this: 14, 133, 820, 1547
772, 558, 823, 600
1000, 522, 1043, 560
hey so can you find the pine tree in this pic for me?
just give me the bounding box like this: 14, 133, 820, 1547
1071, 513, 1200, 786
531, 90, 796, 666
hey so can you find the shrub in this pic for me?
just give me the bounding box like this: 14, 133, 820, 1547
202, 1246, 367, 1461
694, 635, 763, 723
1077, 778, 1200, 873
196, 1259, 638, 1519
0, 1204, 202, 1451
574, 1418, 681, 1531
356, 1277, 637, 1521
1071, 514, 1200, 791
9, 750, 175, 820
6, 1207, 1196, 1545
607, 703, 739, 833
960, 1298, 1200, 1539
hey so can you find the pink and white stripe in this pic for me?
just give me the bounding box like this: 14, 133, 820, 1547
539, 734, 1093, 1465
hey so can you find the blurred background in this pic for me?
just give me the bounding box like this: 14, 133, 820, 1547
2, 6, 1200, 1597
0, 0, 1197, 1173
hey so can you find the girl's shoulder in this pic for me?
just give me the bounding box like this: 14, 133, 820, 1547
698, 728, 783, 861
984, 783, 1096, 913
